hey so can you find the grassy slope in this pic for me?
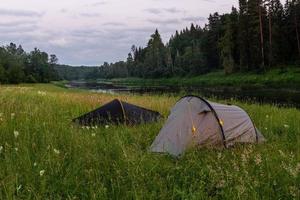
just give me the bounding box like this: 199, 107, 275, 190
0, 84, 299, 199
111, 67, 300, 89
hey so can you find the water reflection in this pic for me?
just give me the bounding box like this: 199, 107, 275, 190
66, 81, 300, 108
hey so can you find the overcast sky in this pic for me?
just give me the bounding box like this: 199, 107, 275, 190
0, 0, 269, 65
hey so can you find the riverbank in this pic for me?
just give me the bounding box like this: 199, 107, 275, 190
0, 84, 299, 199
110, 67, 300, 89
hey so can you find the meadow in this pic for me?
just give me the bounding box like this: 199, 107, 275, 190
0, 84, 299, 199
110, 67, 300, 89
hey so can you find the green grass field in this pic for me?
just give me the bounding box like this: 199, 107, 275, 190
110, 67, 300, 89
0, 84, 299, 199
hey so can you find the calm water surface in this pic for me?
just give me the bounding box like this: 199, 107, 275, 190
66, 81, 300, 109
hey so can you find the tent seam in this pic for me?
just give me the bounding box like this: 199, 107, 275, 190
116, 99, 127, 124
179, 95, 227, 148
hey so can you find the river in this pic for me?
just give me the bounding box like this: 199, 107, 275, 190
65, 81, 300, 109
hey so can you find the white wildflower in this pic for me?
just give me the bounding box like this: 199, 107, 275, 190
91, 133, 96, 137
15, 147, 18, 152
279, 150, 285, 157
39, 170, 45, 176
16, 185, 22, 192
86, 126, 90, 130
37, 91, 46, 96
284, 124, 290, 128
33, 162, 37, 167
105, 125, 109, 129
264, 127, 268, 130
14, 130, 19, 138
0, 145, 3, 153
53, 148, 60, 155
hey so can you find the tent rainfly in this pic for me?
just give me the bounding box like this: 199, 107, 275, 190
73, 99, 162, 126
150, 95, 265, 157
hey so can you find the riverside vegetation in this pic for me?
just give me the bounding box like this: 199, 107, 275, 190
109, 67, 300, 89
0, 84, 299, 199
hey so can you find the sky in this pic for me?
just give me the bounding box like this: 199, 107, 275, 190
0, 0, 276, 66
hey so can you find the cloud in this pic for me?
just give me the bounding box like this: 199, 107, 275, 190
182, 16, 206, 22
49, 38, 69, 48
102, 22, 126, 26
0, 0, 240, 65
79, 12, 101, 17
201, 0, 216, 2
164, 7, 183, 13
144, 8, 162, 14
85, 1, 108, 7
0, 8, 44, 17
0, 20, 37, 27
144, 7, 184, 15
0, 24, 38, 34
59, 8, 68, 13
148, 18, 180, 25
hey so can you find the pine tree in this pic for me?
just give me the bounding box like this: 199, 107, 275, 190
293, 0, 300, 59
259, 0, 266, 69
265, 0, 284, 66
284, 0, 300, 62
144, 29, 167, 77
239, 0, 250, 70
220, 12, 237, 74
247, 0, 266, 70
205, 13, 222, 69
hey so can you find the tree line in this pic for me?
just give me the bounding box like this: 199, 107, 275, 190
54, 65, 99, 81
0, 43, 59, 84
88, 0, 300, 79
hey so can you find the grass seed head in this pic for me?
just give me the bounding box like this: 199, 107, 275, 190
14, 130, 19, 138
39, 170, 45, 176
53, 148, 60, 155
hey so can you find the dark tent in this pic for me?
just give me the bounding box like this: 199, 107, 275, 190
73, 99, 162, 126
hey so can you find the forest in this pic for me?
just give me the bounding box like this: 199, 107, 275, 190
1, 0, 300, 82
88, 0, 300, 79
0, 43, 59, 84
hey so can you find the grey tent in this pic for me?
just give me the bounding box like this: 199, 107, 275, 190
73, 99, 162, 126
150, 95, 265, 156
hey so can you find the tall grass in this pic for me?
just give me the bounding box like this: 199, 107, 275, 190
0, 84, 299, 199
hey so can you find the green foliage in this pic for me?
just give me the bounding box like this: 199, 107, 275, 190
0, 43, 59, 84
220, 9, 239, 74
54, 65, 97, 80
83, 0, 300, 80
0, 64, 6, 83
7, 64, 25, 84
0, 84, 299, 199
110, 67, 300, 89
143, 29, 168, 78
